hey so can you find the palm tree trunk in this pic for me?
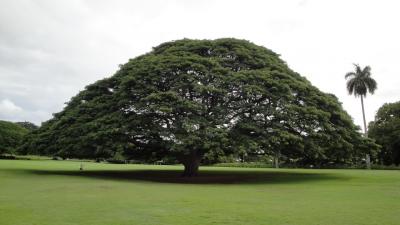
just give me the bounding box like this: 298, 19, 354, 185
361, 95, 371, 169
361, 96, 367, 135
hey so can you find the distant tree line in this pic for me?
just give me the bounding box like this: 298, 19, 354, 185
369, 101, 400, 166
0, 121, 37, 155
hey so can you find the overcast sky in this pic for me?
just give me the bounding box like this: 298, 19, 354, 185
0, 0, 399, 130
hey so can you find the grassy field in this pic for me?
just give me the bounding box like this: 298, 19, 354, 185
0, 160, 399, 225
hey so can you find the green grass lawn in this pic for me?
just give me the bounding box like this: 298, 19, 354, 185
0, 160, 399, 225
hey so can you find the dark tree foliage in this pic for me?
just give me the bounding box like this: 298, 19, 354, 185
0, 120, 29, 154
15, 121, 39, 131
19, 38, 378, 175
369, 101, 400, 165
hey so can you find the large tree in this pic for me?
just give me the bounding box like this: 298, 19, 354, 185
20, 39, 376, 175
345, 64, 377, 169
369, 101, 400, 165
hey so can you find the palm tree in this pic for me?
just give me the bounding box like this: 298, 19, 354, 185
345, 64, 377, 169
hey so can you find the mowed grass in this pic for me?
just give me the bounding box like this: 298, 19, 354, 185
0, 160, 399, 225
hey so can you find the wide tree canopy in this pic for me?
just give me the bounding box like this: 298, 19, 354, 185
369, 101, 400, 165
20, 38, 377, 175
0, 120, 29, 154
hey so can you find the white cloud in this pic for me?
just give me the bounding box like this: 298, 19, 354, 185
0, 99, 22, 115
0, 99, 50, 124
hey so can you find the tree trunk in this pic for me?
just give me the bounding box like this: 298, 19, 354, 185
361, 95, 371, 170
361, 95, 368, 135
181, 154, 201, 177
274, 150, 280, 168
365, 154, 371, 170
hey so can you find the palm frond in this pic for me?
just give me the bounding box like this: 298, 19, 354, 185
354, 64, 362, 74
345, 72, 356, 79
365, 77, 377, 94
355, 79, 367, 96
345, 63, 377, 97
346, 79, 356, 95
362, 65, 371, 77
